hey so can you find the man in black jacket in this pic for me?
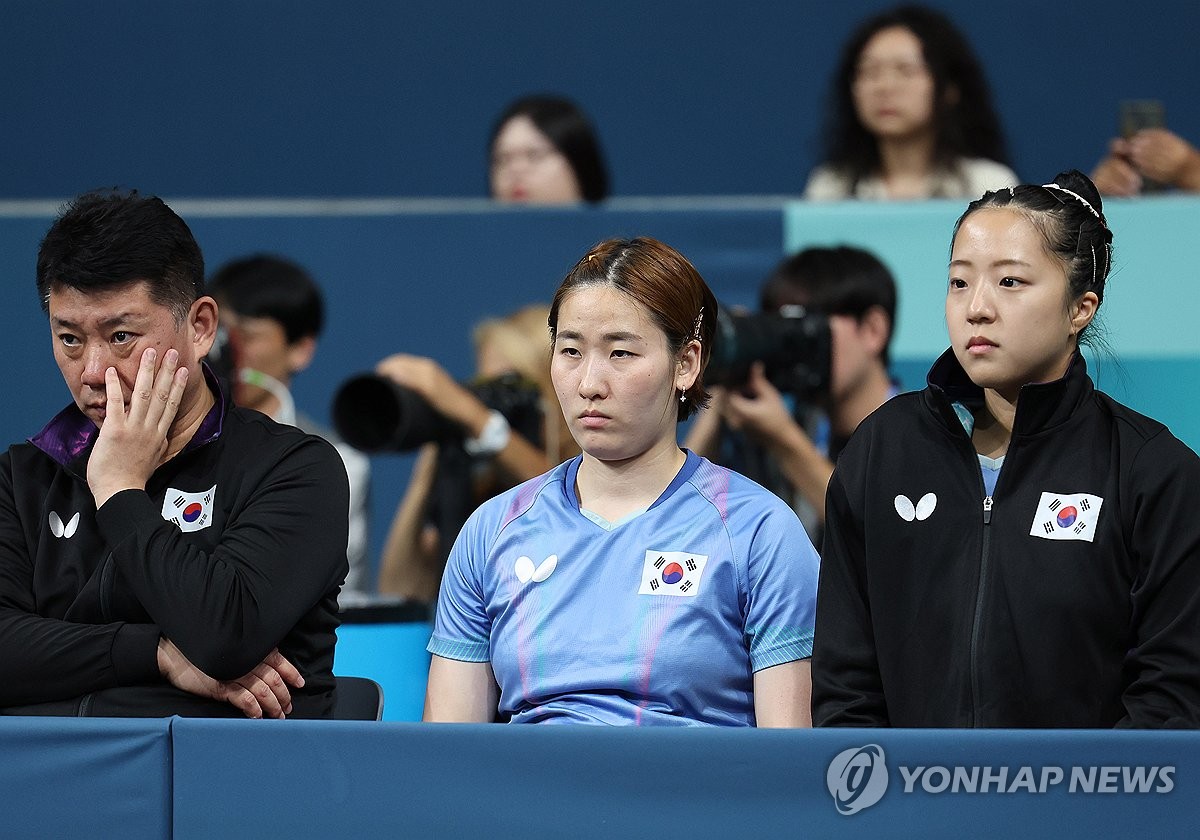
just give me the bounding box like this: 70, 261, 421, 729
0, 190, 348, 718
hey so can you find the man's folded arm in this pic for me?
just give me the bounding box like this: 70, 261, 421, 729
96, 437, 349, 680
0, 608, 161, 706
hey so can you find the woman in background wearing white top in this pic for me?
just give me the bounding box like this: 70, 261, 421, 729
805, 5, 1017, 201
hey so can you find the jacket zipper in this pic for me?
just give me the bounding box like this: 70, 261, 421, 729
968, 495, 993, 726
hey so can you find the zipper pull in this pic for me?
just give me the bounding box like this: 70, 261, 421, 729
982, 495, 993, 525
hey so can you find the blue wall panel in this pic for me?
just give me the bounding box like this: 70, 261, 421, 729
3, 1, 1197, 199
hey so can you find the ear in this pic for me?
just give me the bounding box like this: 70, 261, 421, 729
676, 339, 702, 393
943, 83, 961, 108
188, 296, 219, 359
858, 305, 892, 360
1069, 291, 1100, 338
287, 336, 317, 375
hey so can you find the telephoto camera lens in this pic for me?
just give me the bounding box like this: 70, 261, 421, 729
332, 371, 545, 453
332, 374, 450, 452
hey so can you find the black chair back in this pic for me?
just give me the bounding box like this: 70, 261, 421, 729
332, 676, 385, 720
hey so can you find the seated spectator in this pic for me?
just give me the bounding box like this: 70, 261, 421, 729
813, 170, 1200, 727
423, 237, 819, 726
489, 95, 609, 204
805, 4, 1017, 200
1091, 128, 1200, 196
207, 255, 371, 597
0, 191, 347, 718
685, 246, 898, 539
375, 304, 575, 604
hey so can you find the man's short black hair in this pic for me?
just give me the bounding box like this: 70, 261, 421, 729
760, 245, 898, 365
206, 255, 324, 344
36, 189, 204, 324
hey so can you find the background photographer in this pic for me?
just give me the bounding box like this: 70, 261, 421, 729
685, 246, 898, 536
373, 304, 575, 604
207, 255, 372, 596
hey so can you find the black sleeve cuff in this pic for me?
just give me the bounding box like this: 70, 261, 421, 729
94, 488, 161, 550
111, 623, 162, 686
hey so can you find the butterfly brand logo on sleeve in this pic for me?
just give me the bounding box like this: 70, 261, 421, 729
161, 485, 217, 533
638, 550, 709, 596
1028, 491, 1103, 542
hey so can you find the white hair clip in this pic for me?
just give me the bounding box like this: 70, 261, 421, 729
1041, 183, 1101, 220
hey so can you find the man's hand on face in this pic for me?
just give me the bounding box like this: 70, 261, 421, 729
157, 638, 304, 719
87, 346, 188, 508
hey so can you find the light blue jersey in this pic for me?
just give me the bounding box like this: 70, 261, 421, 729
429, 451, 819, 726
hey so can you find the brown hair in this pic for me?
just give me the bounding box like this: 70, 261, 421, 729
549, 237, 718, 420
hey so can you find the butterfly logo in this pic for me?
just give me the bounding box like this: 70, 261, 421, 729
515, 554, 558, 584
49, 511, 80, 539
894, 493, 937, 522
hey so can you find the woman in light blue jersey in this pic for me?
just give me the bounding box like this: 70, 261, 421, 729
424, 237, 819, 726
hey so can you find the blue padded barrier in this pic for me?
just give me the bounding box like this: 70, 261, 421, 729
169, 720, 1200, 840
0, 716, 172, 840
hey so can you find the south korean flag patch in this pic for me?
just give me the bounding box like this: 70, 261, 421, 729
1029, 491, 1103, 543
638, 550, 709, 597
162, 485, 217, 533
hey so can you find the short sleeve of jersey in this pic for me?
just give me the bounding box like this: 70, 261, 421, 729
738, 487, 819, 671
427, 505, 494, 662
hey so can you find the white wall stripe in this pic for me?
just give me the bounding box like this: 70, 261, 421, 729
0, 195, 795, 219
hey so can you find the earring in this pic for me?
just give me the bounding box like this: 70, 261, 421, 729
678, 390, 686, 404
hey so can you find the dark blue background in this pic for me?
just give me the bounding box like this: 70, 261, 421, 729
3, 0, 1197, 198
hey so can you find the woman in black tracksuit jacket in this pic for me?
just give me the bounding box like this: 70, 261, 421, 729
812, 170, 1200, 728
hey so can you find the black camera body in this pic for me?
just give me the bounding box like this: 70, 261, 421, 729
707, 305, 831, 401
332, 371, 543, 453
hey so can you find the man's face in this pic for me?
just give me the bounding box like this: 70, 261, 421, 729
827, 313, 878, 404
218, 310, 312, 412
49, 281, 207, 428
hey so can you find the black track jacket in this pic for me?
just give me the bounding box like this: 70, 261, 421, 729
813, 350, 1200, 728
0, 377, 348, 717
